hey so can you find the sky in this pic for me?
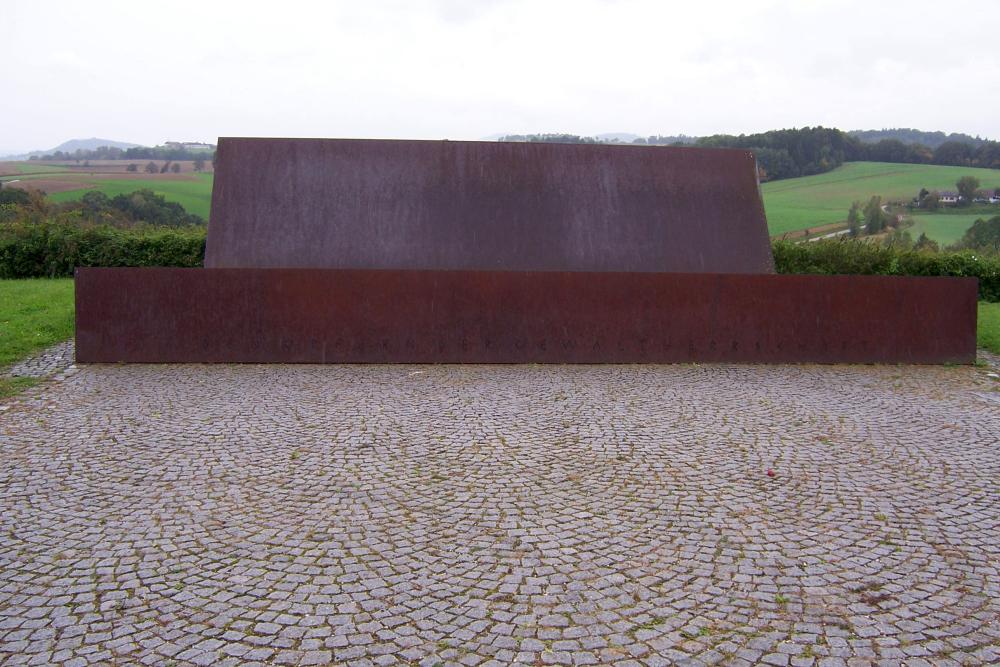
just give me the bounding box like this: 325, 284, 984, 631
2, 0, 998, 153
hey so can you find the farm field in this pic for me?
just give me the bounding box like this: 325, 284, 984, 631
0, 162, 71, 176
47, 174, 214, 218
0, 161, 214, 218
762, 162, 1000, 236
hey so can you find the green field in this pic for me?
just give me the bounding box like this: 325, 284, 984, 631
48, 174, 214, 218
7, 163, 71, 175
762, 162, 1000, 236
906, 213, 987, 246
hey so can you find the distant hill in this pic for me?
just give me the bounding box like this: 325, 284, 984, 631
849, 128, 990, 149
44, 138, 141, 153
1, 137, 143, 160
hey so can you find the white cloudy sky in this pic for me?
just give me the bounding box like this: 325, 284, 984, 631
2, 0, 998, 152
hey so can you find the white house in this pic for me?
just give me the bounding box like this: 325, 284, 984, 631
973, 189, 1000, 204
937, 191, 959, 205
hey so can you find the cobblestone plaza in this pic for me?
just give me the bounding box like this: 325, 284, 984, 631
1, 359, 998, 665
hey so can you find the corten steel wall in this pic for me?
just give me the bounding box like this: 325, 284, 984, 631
76, 268, 977, 364
205, 138, 775, 274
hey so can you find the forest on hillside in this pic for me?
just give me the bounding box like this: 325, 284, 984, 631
501, 128, 1000, 182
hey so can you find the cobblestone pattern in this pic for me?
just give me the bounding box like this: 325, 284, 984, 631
6, 341, 75, 379
1, 363, 998, 666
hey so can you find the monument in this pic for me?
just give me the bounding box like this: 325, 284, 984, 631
75, 138, 977, 364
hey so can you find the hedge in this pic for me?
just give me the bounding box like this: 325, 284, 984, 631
1, 222, 997, 302
772, 239, 999, 301
0, 221, 205, 278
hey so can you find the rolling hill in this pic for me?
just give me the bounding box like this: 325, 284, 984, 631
1, 138, 142, 160
761, 162, 1000, 236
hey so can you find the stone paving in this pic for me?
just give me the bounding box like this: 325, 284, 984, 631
1, 360, 998, 667
5, 341, 75, 379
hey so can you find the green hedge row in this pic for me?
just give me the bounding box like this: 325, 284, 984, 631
772, 239, 999, 301
0, 221, 205, 279
1, 222, 997, 301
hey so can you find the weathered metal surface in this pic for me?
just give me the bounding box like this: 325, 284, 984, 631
205, 138, 774, 274
76, 269, 977, 364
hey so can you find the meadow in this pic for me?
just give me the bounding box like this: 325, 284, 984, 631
1, 163, 71, 176
762, 162, 1000, 236
47, 174, 214, 218
906, 213, 988, 247
0, 161, 214, 218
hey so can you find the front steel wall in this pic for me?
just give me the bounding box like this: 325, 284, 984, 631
75, 269, 977, 364
205, 138, 774, 274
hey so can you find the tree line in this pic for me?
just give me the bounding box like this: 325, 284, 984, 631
29, 145, 216, 163
848, 128, 988, 149
499, 127, 1000, 181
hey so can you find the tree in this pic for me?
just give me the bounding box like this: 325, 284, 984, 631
170, 162, 180, 173
80, 190, 110, 213
923, 191, 940, 211
863, 196, 887, 234
954, 216, 1000, 252
126, 163, 138, 172
193, 157, 205, 172
934, 141, 974, 166
847, 201, 862, 237
913, 233, 939, 252
956, 175, 980, 205
884, 229, 913, 248
159, 161, 171, 174
145, 161, 158, 174
0, 187, 31, 207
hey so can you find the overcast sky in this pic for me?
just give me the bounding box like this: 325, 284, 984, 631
2, 0, 998, 153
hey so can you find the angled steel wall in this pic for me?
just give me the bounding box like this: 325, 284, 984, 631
205, 138, 775, 274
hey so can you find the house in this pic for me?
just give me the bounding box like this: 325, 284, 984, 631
973, 189, 1000, 204
164, 141, 215, 152
937, 191, 960, 205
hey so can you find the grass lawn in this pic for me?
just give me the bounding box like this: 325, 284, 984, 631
762, 162, 1000, 236
0, 278, 75, 398
48, 173, 214, 218
979, 302, 1000, 355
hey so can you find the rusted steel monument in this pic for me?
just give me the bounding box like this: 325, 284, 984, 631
75, 138, 977, 363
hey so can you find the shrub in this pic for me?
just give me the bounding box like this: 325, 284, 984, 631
0, 220, 205, 278
772, 238, 999, 301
